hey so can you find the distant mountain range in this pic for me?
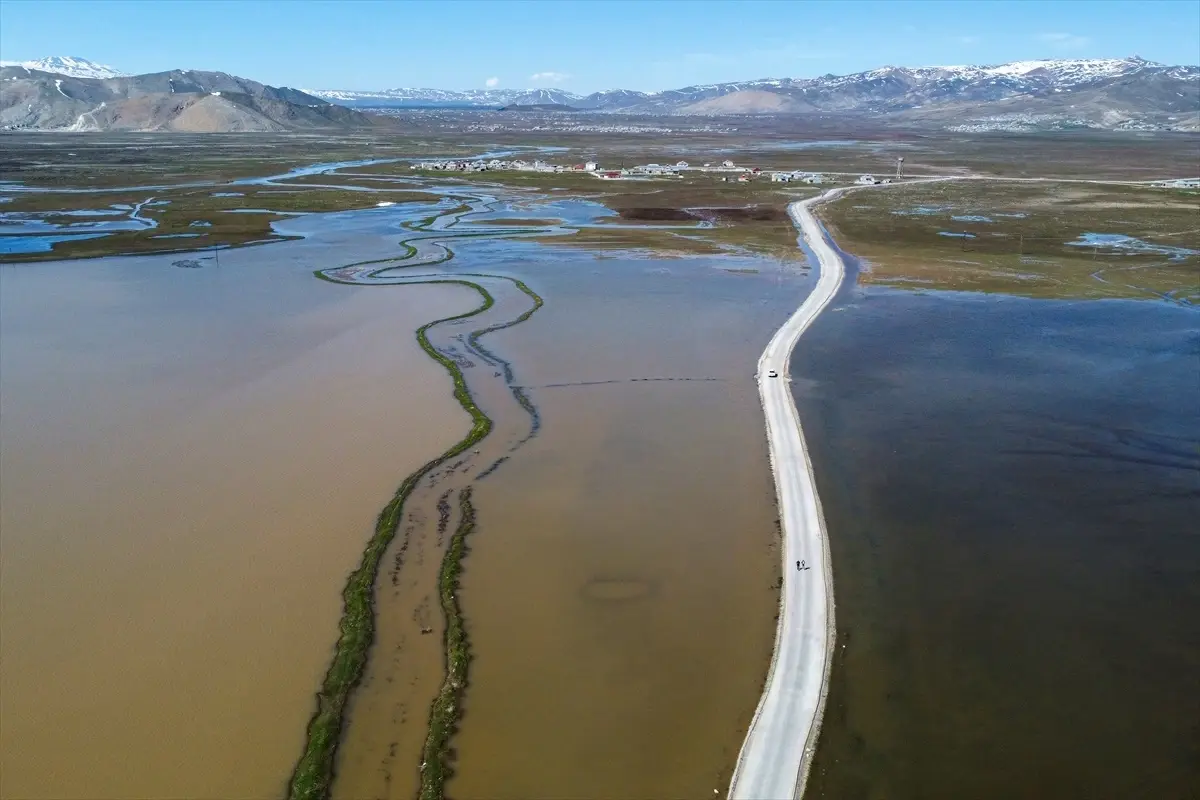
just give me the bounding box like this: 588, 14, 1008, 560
307, 57, 1200, 130
2, 55, 1196, 132
0, 56, 127, 80
1, 59, 372, 132
308, 86, 582, 109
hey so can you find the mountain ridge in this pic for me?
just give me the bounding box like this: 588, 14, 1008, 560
3, 55, 1196, 132
303, 56, 1199, 130
1, 66, 374, 131
0, 56, 127, 79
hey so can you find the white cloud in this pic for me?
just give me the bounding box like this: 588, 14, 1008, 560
485, 76, 499, 87
1037, 32, 1090, 49
529, 71, 569, 83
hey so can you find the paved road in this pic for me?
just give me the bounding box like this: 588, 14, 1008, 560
728, 189, 850, 800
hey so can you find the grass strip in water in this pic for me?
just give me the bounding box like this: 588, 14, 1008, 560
418, 486, 477, 799
287, 279, 496, 800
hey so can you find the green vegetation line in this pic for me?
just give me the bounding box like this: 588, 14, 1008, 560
418, 486, 477, 800
287, 279, 497, 800
293, 196, 548, 800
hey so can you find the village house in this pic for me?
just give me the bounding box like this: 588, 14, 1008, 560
856, 174, 879, 185
1152, 178, 1200, 188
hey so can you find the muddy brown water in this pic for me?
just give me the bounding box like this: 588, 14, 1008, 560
0, 239, 477, 798
331, 231, 808, 798
2, 189, 807, 799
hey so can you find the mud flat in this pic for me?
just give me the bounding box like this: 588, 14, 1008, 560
0, 242, 478, 798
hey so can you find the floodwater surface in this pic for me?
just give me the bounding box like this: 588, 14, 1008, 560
792, 288, 1200, 799
451, 249, 794, 799
327, 221, 806, 797
0, 245, 478, 798
3, 183, 815, 800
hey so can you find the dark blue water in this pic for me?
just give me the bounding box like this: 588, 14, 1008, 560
792, 289, 1200, 799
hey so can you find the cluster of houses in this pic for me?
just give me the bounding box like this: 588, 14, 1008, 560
412, 157, 891, 188
414, 158, 587, 173
769, 171, 827, 184
1151, 178, 1200, 189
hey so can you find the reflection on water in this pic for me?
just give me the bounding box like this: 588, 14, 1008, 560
0, 232, 109, 254
792, 289, 1200, 798
0, 200, 159, 254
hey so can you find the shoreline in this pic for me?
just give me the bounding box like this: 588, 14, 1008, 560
728, 188, 851, 800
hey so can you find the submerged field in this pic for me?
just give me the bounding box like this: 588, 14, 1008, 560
823, 179, 1200, 303
0, 136, 796, 799
2, 127, 1198, 799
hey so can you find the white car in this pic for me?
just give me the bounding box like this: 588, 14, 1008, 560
767, 370, 778, 378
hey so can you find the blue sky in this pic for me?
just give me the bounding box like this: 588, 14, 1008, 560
2, 0, 1198, 92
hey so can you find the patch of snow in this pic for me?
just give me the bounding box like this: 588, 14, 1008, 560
54, 78, 68, 97
0, 56, 126, 79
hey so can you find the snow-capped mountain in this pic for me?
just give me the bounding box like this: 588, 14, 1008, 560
308, 56, 1197, 121
506, 88, 581, 106
301, 86, 585, 108
574, 89, 650, 110
0, 56, 127, 79
1, 65, 370, 132
4, 55, 1193, 131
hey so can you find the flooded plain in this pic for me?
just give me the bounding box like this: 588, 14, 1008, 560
445, 245, 799, 799
793, 287, 1200, 799
2, 186, 802, 800
320, 199, 805, 797
0, 230, 478, 798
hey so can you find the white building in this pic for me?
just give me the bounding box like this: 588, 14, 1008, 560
770, 172, 792, 182
722, 159, 736, 168
856, 174, 879, 185
584, 161, 598, 172
676, 161, 689, 169
1152, 178, 1200, 188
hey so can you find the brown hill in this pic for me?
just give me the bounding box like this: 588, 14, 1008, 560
0, 67, 375, 132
